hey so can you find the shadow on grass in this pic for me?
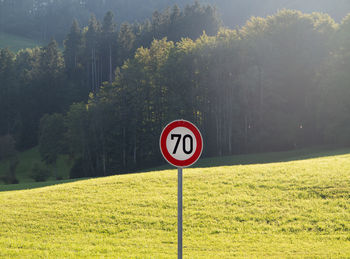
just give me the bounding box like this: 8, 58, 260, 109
2, 146, 350, 192
0, 178, 88, 192
197, 146, 350, 168
146, 146, 350, 172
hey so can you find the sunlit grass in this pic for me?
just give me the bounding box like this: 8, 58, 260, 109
0, 149, 350, 257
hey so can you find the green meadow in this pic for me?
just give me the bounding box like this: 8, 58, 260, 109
0, 147, 71, 184
0, 149, 350, 257
0, 32, 43, 52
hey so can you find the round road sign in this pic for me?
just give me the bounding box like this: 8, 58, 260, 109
160, 120, 203, 168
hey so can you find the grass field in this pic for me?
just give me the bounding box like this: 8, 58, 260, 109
0, 149, 350, 257
0, 32, 42, 52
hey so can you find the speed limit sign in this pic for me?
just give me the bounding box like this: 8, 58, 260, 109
160, 120, 203, 259
160, 120, 203, 168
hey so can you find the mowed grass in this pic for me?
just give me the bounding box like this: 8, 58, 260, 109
0, 32, 42, 52
0, 150, 350, 257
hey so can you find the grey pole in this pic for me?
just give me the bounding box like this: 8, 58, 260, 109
178, 167, 183, 259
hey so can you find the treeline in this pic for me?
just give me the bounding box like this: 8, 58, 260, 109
0, 0, 211, 42
2, 8, 350, 178
61, 10, 350, 177
0, 2, 220, 149
1, 0, 349, 43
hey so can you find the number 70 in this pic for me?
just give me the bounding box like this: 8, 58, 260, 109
171, 134, 193, 154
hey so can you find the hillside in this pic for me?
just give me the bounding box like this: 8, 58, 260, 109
0, 150, 350, 257
0, 32, 42, 52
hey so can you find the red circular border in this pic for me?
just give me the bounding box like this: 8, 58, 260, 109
160, 120, 203, 168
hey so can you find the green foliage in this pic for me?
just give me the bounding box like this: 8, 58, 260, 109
63, 19, 84, 72
39, 113, 66, 165
0, 49, 17, 138
320, 14, 350, 145
0, 151, 350, 257
1, 0, 350, 43
0, 135, 19, 184
30, 163, 51, 182
0, 159, 19, 185
2, 7, 350, 177
117, 23, 136, 65
0, 147, 71, 183
63, 9, 341, 176
0, 39, 68, 149
69, 158, 86, 179
5, 159, 19, 184
0, 3, 220, 151
0, 135, 16, 160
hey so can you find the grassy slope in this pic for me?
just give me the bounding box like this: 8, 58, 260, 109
0, 149, 350, 257
0, 32, 42, 52
0, 147, 71, 184
0, 146, 345, 188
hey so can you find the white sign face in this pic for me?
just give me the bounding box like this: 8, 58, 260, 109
166, 127, 197, 161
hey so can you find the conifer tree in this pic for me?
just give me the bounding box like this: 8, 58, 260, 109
64, 19, 84, 73
85, 14, 102, 92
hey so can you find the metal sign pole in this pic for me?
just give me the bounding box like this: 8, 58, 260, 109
178, 167, 183, 259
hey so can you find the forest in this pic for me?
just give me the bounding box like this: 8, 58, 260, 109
1, 2, 350, 179
1, 0, 350, 42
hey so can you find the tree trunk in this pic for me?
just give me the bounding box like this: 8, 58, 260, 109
258, 65, 263, 152
53, 162, 57, 180
244, 114, 248, 153
123, 127, 126, 168
91, 48, 94, 91
133, 133, 137, 165
109, 45, 112, 83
